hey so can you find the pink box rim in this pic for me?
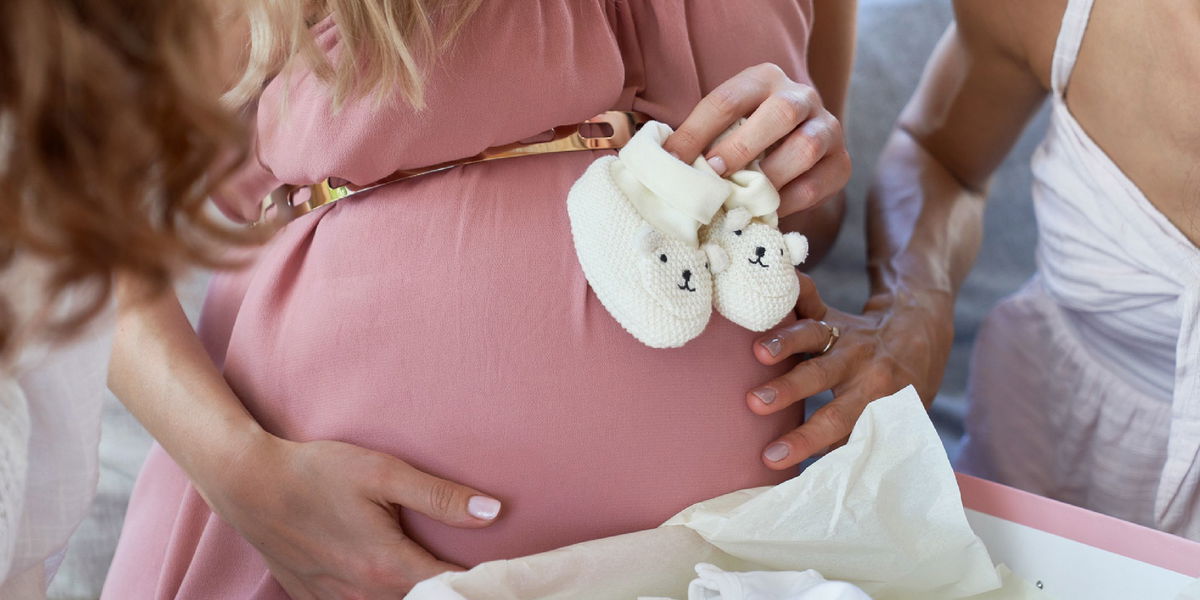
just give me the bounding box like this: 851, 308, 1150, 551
956, 472, 1200, 577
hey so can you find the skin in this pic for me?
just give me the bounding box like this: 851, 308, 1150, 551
111, 5, 498, 599
111, 282, 500, 597
745, 0, 1200, 470
110, 2, 858, 597
664, 0, 856, 265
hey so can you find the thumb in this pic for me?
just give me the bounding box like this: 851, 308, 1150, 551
793, 272, 828, 319
391, 536, 467, 590
401, 540, 466, 577
378, 458, 502, 528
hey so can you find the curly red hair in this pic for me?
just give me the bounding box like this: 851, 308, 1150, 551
0, 0, 249, 358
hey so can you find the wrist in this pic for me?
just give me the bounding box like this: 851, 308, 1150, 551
865, 282, 950, 313
182, 416, 277, 503
863, 284, 956, 405
863, 284, 956, 343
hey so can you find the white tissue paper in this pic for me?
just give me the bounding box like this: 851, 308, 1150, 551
406, 386, 1053, 600
682, 563, 871, 600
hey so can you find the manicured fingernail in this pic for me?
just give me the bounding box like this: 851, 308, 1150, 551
707, 155, 726, 175
468, 496, 501, 520
764, 443, 790, 462
762, 337, 783, 357
752, 388, 776, 405
668, 151, 681, 160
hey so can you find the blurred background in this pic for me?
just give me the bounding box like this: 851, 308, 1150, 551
47, 0, 1046, 597
806, 0, 1046, 456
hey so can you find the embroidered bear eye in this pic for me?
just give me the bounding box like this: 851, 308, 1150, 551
733, 230, 743, 236
780, 248, 784, 256
659, 254, 668, 263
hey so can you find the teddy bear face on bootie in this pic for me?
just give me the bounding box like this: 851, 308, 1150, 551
634, 225, 713, 322
703, 207, 808, 331
566, 155, 715, 348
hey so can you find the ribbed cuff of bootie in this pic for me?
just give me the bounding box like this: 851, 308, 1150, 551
614, 121, 730, 247
710, 118, 782, 227
726, 164, 781, 228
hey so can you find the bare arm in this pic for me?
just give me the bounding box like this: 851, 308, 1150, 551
743, 0, 1052, 468
869, 2, 1048, 309
780, 0, 857, 266
807, 0, 856, 123
109, 278, 265, 489
110, 276, 503, 595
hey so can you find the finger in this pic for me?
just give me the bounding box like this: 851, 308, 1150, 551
377, 460, 502, 528
777, 148, 853, 215
747, 351, 846, 415
707, 86, 820, 176
348, 537, 464, 593
761, 397, 867, 469
793, 272, 829, 320
753, 318, 835, 365
265, 560, 318, 600
760, 110, 841, 189
662, 64, 777, 162
392, 537, 467, 588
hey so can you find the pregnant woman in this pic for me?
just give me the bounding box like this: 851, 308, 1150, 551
103, 1, 854, 597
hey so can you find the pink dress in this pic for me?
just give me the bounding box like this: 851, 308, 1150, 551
104, 2, 815, 597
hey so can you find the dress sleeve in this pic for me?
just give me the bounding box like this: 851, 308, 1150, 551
210, 115, 283, 225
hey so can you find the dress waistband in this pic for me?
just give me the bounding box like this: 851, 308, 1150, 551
256, 111, 651, 226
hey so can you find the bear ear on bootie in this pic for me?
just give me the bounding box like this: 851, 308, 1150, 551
634, 224, 664, 255
784, 232, 809, 266
722, 207, 754, 233
703, 242, 730, 274
566, 149, 718, 349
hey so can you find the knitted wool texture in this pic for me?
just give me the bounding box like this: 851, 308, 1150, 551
568, 120, 811, 344
702, 206, 808, 331
567, 156, 715, 348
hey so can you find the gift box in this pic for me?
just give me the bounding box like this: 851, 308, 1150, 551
959, 473, 1200, 599
408, 388, 1041, 600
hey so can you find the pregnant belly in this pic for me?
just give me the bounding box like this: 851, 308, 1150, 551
206, 154, 801, 566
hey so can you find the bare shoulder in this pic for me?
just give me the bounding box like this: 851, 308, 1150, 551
951, 0, 1066, 91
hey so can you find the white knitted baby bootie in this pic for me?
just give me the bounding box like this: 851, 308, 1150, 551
566, 121, 729, 348
701, 167, 809, 331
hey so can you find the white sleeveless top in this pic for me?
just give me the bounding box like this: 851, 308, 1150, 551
959, 0, 1200, 539
1033, 0, 1200, 534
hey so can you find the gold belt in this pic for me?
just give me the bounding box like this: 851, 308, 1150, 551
257, 110, 650, 226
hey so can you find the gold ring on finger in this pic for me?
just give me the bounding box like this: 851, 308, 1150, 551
817, 320, 839, 354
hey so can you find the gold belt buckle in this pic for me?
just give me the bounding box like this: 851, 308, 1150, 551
257, 110, 650, 226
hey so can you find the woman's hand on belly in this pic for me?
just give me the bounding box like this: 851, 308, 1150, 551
207, 434, 504, 597
663, 63, 852, 219
738, 274, 952, 469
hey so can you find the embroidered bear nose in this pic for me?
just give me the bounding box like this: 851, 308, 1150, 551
755, 246, 766, 257
682, 270, 692, 281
